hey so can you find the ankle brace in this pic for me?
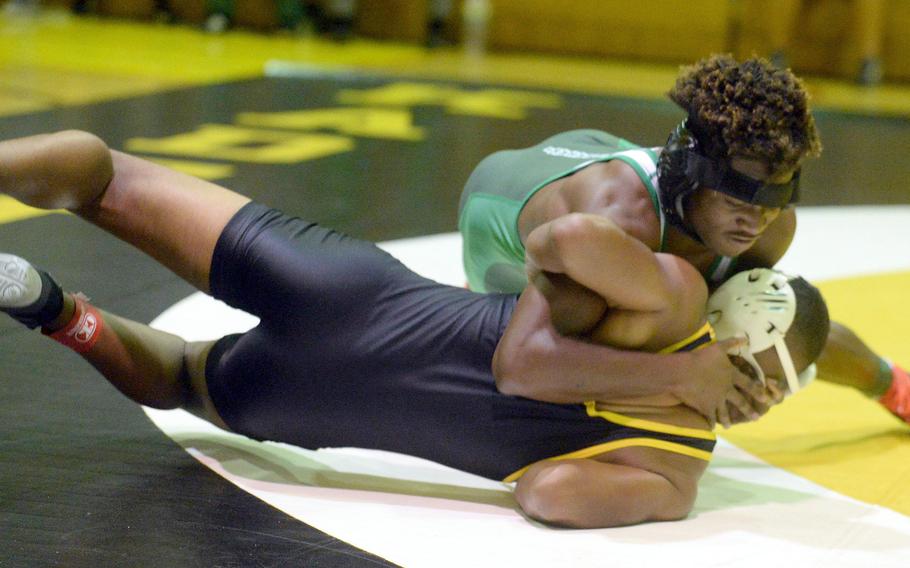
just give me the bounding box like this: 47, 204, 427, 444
42, 295, 104, 354
4, 269, 64, 329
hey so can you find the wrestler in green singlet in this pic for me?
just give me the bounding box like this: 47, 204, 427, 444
458, 129, 664, 292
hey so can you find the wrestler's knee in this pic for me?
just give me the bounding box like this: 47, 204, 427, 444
60, 130, 115, 211
3, 130, 114, 210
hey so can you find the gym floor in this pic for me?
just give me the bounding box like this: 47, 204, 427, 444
1, 7, 909, 567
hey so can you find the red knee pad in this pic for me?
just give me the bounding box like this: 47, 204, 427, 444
43, 296, 104, 354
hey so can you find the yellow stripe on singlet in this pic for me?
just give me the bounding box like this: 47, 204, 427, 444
583, 402, 717, 440
583, 321, 718, 440
503, 437, 714, 482
502, 322, 718, 482
658, 321, 716, 354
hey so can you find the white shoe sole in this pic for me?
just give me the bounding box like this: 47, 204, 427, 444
0, 253, 42, 308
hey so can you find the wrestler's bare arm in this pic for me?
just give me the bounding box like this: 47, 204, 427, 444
514, 451, 705, 528
495, 212, 766, 424
494, 281, 708, 405
523, 212, 676, 315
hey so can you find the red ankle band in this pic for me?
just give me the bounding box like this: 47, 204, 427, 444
880, 364, 910, 423
43, 297, 104, 354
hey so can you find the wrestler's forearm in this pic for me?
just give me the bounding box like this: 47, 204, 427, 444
494, 282, 697, 404
0, 131, 113, 210
494, 327, 692, 404
524, 213, 671, 311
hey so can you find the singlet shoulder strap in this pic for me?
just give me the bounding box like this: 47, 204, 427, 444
611, 148, 666, 252
706, 255, 738, 284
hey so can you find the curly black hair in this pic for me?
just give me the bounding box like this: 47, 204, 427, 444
668, 54, 822, 177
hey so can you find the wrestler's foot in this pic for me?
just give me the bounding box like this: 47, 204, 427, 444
880, 364, 910, 425
0, 253, 64, 329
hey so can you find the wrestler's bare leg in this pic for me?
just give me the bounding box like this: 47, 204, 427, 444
0, 252, 228, 426
0, 131, 247, 425
818, 323, 887, 393
0, 130, 250, 292
818, 322, 909, 424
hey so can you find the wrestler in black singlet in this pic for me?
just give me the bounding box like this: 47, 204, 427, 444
205, 203, 716, 481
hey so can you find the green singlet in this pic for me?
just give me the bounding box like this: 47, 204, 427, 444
458, 129, 665, 292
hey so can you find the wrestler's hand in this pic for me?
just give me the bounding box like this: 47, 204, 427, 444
672, 337, 756, 427
717, 376, 785, 428
716, 363, 787, 428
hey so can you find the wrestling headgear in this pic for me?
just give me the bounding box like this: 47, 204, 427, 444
657, 119, 801, 241
707, 268, 816, 394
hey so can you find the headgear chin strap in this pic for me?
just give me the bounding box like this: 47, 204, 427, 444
706, 268, 816, 394
657, 119, 801, 240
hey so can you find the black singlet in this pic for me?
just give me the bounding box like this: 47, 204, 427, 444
205, 203, 716, 481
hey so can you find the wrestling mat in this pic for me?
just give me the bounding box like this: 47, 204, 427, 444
145, 206, 910, 568
3, 68, 909, 566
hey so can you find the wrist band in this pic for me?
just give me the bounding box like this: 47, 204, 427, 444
43, 296, 104, 354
